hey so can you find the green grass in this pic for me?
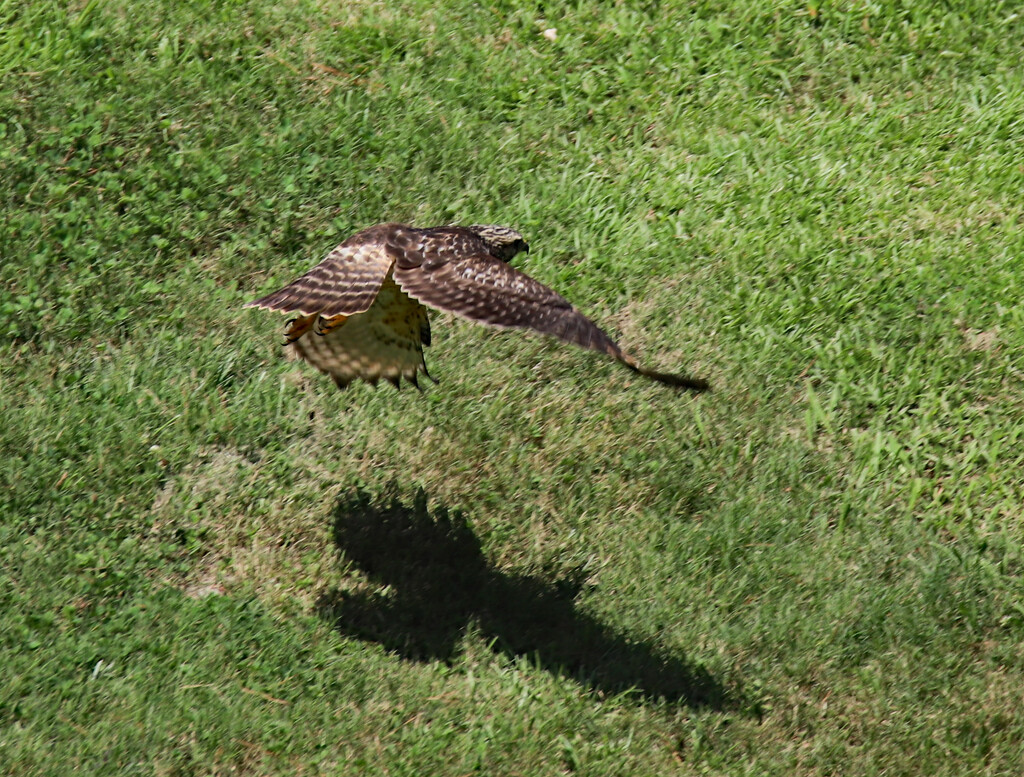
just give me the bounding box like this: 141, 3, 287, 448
3, 0, 1024, 773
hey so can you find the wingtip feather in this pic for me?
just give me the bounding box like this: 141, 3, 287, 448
635, 367, 710, 392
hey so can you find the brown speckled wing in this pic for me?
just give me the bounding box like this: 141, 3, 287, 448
393, 250, 708, 392
292, 277, 432, 390
393, 250, 612, 349
244, 236, 395, 318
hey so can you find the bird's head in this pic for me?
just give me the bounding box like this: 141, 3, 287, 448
467, 224, 530, 261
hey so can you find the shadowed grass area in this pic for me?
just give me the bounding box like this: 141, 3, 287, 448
3, 0, 1024, 773
316, 488, 738, 709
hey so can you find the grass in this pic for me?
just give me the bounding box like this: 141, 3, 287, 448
3, 0, 1024, 773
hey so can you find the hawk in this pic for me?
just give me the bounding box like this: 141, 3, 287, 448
245, 223, 709, 392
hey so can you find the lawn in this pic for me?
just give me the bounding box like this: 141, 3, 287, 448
3, 0, 1024, 774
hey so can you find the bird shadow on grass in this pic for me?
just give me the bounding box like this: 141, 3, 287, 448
315, 487, 745, 712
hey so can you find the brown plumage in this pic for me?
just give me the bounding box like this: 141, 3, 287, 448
245, 223, 709, 392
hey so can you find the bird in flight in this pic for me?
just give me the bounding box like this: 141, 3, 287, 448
245, 223, 709, 392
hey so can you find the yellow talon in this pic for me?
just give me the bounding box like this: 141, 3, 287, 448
284, 314, 318, 343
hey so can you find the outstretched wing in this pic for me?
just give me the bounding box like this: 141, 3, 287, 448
392, 250, 708, 392
244, 238, 395, 318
